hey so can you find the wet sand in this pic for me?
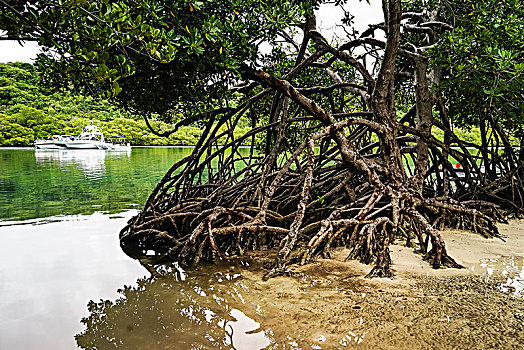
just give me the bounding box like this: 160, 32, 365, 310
223, 220, 524, 349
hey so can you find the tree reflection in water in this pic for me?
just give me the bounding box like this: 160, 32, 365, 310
75, 262, 274, 349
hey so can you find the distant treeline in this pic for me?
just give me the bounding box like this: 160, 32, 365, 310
1, 62, 487, 147
0, 62, 250, 146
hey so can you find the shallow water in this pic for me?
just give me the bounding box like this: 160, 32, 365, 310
0, 147, 276, 350
75, 262, 277, 349
477, 256, 524, 298
72, 255, 524, 350
0, 211, 146, 349
0, 147, 183, 349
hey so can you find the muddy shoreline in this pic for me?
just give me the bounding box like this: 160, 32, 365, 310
238, 261, 523, 349
76, 221, 524, 349
222, 220, 524, 349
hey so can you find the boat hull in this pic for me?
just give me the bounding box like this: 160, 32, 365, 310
96, 143, 131, 151
34, 142, 66, 149
64, 140, 105, 149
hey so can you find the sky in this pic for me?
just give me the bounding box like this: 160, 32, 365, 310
0, 40, 40, 63
0, 0, 383, 64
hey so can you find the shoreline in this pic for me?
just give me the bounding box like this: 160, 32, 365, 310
222, 220, 524, 348
73, 219, 524, 349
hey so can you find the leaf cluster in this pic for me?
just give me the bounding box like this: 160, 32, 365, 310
433, 0, 524, 134
1, 0, 315, 123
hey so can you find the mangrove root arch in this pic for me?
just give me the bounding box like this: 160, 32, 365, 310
120, 1, 519, 278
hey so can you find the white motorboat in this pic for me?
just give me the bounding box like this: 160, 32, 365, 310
54, 135, 76, 148
35, 121, 132, 151
63, 121, 105, 149
96, 136, 131, 151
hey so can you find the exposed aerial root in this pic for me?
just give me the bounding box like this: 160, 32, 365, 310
366, 247, 393, 278
406, 207, 464, 269
117, 90, 519, 279
119, 139, 512, 278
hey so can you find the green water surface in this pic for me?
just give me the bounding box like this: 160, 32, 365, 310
0, 147, 192, 222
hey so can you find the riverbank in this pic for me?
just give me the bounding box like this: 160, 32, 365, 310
170, 220, 523, 349
74, 220, 524, 349
234, 220, 524, 349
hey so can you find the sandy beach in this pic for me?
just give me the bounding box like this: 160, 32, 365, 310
226, 220, 524, 349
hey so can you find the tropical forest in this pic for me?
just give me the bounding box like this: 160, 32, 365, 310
0, 62, 251, 146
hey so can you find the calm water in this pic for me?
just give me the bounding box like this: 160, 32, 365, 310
0, 147, 187, 349
0, 147, 278, 350
0, 147, 193, 222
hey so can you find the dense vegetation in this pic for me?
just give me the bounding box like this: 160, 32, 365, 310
0, 62, 250, 146
1, 0, 523, 280
0, 61, 485, 148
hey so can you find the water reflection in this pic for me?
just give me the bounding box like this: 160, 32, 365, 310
75, 262, 273, 350
34, 149, 131, 180
0, 211, 146, 350
479, 256, 524, 298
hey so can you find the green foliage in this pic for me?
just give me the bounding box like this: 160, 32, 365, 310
431, 124, 484, 145
4, 0, 519, 149
0, 62, 252, 146
432, 0, 524, 135
0, 113, 35, 145
1, 0, 315, 124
